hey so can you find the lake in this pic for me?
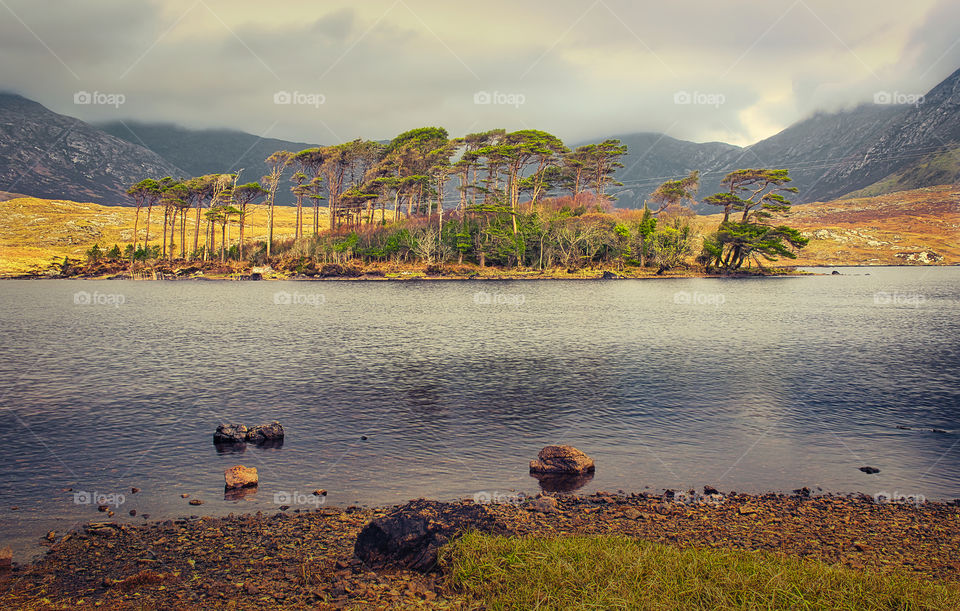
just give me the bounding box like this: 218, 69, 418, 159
0, 267, 958, 560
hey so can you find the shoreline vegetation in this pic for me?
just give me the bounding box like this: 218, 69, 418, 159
1, 490, 958, 609
6, 128, 825, 280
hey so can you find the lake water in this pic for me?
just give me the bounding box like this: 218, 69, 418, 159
0, 267, 958, 560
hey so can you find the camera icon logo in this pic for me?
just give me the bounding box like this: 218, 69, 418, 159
473, 291, 492, 305
273, 291, 292, 305
673, 291, 692, 304
274, 91, 292, 105
873, 91, 892, 104
74, 91, 92, 104
473, 491, 491, 504
673, 91, 691, 104
74, 291, 92, 305
473, 91, 492, 105
73, 490, 91, 504
273, 491, 291, 504
873, 291, 892, 305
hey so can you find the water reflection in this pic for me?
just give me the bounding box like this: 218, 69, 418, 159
531, 471, 594, 493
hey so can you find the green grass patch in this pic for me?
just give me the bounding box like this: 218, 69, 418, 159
442, 533, 959, 610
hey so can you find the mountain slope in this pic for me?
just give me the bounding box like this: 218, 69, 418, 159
809, 68, 960, 201
604, 68, 960, 207
98, 122, 320, 204
0, 94, 184, 205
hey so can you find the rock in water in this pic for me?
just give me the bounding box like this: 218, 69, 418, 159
529, 445, 595, 474
354, 500, 509, 571
0, 546, 11, 570
213, 424, 248, 444
224, 465, 258, 489
859, 466, 881, 474
247, 421, 284, 445
601, 271, 619, 279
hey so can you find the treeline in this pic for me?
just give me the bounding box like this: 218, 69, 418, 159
118, 126, 807, 273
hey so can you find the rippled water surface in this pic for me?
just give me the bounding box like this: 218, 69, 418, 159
0, 267, 958, 559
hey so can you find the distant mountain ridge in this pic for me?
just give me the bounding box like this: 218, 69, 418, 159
97, 122, 320, 205
0, 94, 184, 204
1, 67, 957, 207
603, 68, 960, 208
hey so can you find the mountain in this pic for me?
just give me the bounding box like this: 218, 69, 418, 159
98, 122, 320, 204
811, 67, 960, 200
0, 94, 184, 204
603, 68, 960, 208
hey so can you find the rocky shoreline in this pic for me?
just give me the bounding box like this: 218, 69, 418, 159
1, 490, 958, 609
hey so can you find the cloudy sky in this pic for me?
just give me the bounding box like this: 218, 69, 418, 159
1, 0, 958, 146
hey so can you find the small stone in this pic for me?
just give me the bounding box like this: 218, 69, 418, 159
246, 421, 284, 445
181, 493, 190, 498
224, 465, 259, 489
131, 487, 140, 494
623, 508, 642, 520
703, 485, 719, 495
97, 505, 109, 512
189, 499, 203, 506
129, 510, 137, 516
46, 531, 56, 542
859, 466, 880, 474
0, 547, 11, 569
279, 505, 290, 511
529, 445, 595, 474
313, 489, 327, 497
361, 435, 368, 440
527, 496, 558, 513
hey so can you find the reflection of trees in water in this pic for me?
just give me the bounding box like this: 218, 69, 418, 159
531, 471, 594, 493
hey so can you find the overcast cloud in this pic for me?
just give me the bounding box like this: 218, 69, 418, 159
1, 0, 957, 146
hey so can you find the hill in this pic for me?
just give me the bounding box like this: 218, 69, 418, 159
0, 94, 184, 205
699, 185, 960, 266
97, 122, 320, 204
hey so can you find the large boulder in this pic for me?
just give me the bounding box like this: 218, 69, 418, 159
224, 465, 258, 489
213, 424, 248, 444
247, 421, 284, 445
354, 500, 510, 572
529, 445, 595, 474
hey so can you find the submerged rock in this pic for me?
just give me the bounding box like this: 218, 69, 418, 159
530, 471, 594, 493
0, 546, 11, 570
213, 422, 284, 447
247, 421, 284, 445
213, 424, 248, 444
859, 466, 881, 474
224, 465, 259, 489
529, 445, 595, 475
